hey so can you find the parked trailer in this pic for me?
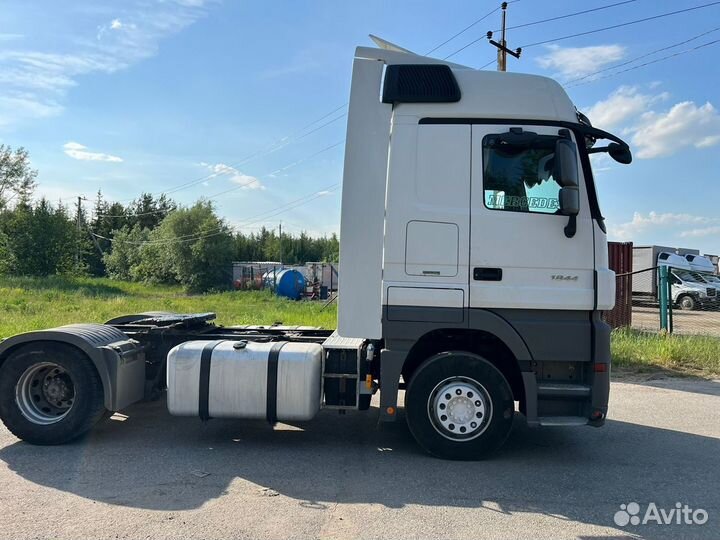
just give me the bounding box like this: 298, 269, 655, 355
0, 43, 633, 460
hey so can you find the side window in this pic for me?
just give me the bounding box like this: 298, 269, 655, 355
483, 133, 562, 214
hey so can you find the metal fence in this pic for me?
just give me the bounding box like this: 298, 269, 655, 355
231, 261, 338, 300
615, 266, 720, 336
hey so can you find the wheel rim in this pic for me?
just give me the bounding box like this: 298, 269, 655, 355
15, 362, 75, 425
427, 376, 492, 441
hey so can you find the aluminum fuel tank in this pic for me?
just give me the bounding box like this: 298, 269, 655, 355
167, 340, 323, 421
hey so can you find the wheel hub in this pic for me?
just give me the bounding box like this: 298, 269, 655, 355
428, 377, 492, 441
15, 363, 75, 425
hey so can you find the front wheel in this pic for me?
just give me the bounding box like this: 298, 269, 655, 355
678, 295, 697, 311
0, 344, 106, 445
405, 352, 514, 460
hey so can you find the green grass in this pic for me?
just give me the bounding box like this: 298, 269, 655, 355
2, 276, 719, 378
611, 327, 720, 377
0, 275, 337, 338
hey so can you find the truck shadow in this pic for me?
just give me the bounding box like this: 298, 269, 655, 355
0, 394, 718, 535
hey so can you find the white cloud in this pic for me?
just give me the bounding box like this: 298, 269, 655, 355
583, 86, 720, 159
0, 1, 211, 130
97, 18, 138, 40
631, 101, 720, 158
609, 211, 720, 241
583, 86, 668, 131
205, 163, 264, 190
0, 94, 63, 127
679, 226, 720, 238
63, 141, 123, 162
536, 44, 625, 79
697, 135, 720, 148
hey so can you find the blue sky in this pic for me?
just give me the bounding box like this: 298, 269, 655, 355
1, 0, 719, 252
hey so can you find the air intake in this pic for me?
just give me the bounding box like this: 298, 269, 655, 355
382, 64, 461, 104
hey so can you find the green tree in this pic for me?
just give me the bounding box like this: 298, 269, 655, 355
127, 193, 176, 230
0, 145, 37, 208
0, 199, 75, 276
130, 202, 233, 292
103, 225, 151, 281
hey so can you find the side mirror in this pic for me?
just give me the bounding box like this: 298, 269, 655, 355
587, 142, 633, 164
608, 142, 632, 164
559, 186, 579, 216
554, 139, 580, 238
553, 139, 579, 188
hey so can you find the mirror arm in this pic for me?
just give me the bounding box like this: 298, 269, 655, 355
564, 215, 577, 239
587, 146, 611, 154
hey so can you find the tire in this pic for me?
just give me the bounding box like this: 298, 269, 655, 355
678, 295, 697, 311
0, 344, 106, 445
405, 351, 514, 460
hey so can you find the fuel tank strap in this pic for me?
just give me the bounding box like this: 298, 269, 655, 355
266, 341, 288, 425
198, 340, 225, 421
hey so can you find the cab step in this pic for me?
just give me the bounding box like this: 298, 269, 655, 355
537, 416, 589, 427
537, 383, 591, 399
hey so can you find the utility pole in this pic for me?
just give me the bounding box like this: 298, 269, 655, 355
75, 195, 87, 271
498, 1, 507, 72
278, 221, 283, 265
487, 2, 521, 72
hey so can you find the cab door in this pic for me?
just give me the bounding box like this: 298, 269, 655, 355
469, 124, 595, 310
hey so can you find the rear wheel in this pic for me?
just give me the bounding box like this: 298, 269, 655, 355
405, 351, 514, 460
0, 344, 106, 445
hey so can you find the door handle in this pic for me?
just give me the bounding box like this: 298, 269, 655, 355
473, 267, 503, 281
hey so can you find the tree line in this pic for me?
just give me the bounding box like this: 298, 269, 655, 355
0, 145, 339, 291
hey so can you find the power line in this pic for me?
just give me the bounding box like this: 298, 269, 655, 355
478, 58, 496, 70
91, 184, 340, 246
109, 102, 348, 204
502, 0, 637, 32
444, 35, 486, 60
566, 37, 720, 88
426, 5, 501, 55
443, 0, 639, 60
96, 184, 340, 244
520, 1, 720, 49
95, 140, 345, 218
154, 108, 346, 199
564, 25, 720, 85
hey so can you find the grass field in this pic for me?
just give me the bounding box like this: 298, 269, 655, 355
611, 327, 720, 377
1, 276, 718, 377
0, 276, 337, 337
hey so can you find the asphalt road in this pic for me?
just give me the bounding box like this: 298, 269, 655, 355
0, 377, 718, 540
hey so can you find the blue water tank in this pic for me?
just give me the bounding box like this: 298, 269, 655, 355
269, 268, 306, 300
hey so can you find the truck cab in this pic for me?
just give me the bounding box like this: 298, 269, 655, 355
656, 252, 717, 310
338, 46, 631, 457
668, 269, 718, 310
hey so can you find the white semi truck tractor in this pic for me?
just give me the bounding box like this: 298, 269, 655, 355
0, 45, 632, 460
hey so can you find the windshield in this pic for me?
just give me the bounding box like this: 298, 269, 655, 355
700, 273, 720, 283
673, 270, 706, 283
